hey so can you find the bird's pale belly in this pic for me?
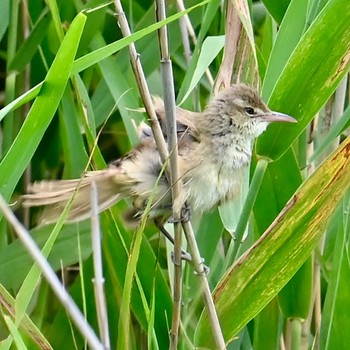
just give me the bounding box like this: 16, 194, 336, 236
186, 164, 242, 214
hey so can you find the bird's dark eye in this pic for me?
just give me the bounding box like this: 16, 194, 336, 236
244, 107, 256, 116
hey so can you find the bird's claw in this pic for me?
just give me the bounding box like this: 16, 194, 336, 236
171, 251, 210, 275
193, 258, 210, 276
171, 250, 192, 265
168, 204, 191, 224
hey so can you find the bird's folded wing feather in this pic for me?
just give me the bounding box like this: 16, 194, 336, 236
151, 96, 201, 141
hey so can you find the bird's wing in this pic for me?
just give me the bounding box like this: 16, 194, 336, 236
152, 96, 201, 141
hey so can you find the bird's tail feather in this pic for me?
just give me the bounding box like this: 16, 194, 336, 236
22, 170, 126, 224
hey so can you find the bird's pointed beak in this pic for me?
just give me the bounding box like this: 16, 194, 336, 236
262, 111, 297, 123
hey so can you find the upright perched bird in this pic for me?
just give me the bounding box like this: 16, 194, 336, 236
23, 84, 296, 228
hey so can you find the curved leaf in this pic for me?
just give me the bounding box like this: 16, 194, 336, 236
0, 13, 87, 201
261, 0, 291, 23
262, 0, 309, 98
195, 136, 350, 347
178, 35, 225, 105
73, 0, 211, 74
320, 191, 350, 349
256, 0, 350, 160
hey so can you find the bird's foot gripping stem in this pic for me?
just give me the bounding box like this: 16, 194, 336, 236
171, 250, 192, 264
171, 251, 210, 275
155, 219, 209, 274
168, 204, 191, 224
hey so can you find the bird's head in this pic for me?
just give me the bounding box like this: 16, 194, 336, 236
204, 84, 296, 138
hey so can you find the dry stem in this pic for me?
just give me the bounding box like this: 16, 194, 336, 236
113, 0, 169, 165
113, 1, 226, 348
154, 1, 183, 348
91, 181, 111, 350
0, 195, 104, 350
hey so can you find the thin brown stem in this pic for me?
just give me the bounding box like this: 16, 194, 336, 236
113, 2, 226, 348
214, 1, 241, 93
0, 195, 104, 350
91, 181, 111, 350
155, 2, 226, 348
182, 220, 226, 349
21, 0, 31, 228
113, 0, 169, 165
155, 1, 183, 347
175, 0, 214, 85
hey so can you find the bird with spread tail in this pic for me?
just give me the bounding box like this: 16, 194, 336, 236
23, 84, 296, 234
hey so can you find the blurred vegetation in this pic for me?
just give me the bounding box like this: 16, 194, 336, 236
0, 0, 349, 349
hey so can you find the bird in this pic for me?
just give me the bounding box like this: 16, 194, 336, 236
22, 84, 296, 235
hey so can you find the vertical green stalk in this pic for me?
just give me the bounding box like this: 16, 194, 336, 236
116, 219, 144, 350
225, 158, 269, 269
3, 0, 19, 151
297, 128, 308, 178
253, 298, 281, 350
0, 0, 20, 248
290, 318, 302, 350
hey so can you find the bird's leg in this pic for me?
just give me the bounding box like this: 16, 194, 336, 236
154, 220, 192, 262
154, 218, 210, 274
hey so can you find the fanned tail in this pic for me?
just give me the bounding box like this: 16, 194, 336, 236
22, 170, 127, 224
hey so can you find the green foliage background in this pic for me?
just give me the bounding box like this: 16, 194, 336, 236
0, 0, 349, 349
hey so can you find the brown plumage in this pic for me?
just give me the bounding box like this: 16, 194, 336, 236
22, 84, 296, 226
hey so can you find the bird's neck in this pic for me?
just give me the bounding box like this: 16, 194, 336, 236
204, 132, 253, 170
